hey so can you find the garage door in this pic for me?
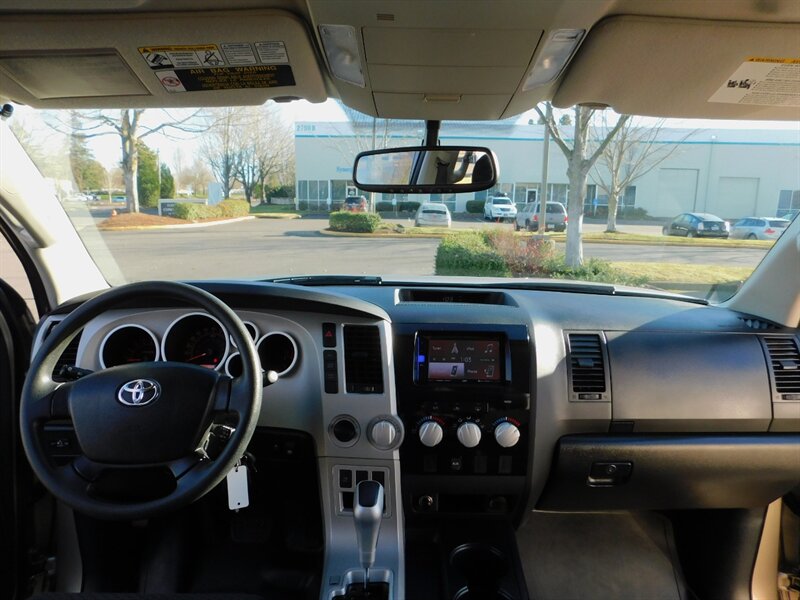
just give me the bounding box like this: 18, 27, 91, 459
657, 168, 698, 217
711, 177, 759, 220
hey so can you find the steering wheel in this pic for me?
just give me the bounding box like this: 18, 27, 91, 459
20, 281, 263, 520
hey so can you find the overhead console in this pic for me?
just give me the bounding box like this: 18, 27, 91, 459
394, 323, 531, 519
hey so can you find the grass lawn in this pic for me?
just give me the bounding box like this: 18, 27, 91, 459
250, 204, 301, 218
542, 230, 772, 249
610, 261, 753, 284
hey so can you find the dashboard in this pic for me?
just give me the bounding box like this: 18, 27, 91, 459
33, 279, 800, 527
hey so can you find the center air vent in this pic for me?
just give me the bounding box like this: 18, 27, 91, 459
567, 333, 608, 401
762, 335, 800, 399
343, 325, 384, 394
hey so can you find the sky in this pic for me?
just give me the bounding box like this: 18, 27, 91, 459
13, 99, 800, 173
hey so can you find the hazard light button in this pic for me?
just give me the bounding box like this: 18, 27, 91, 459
322, 322, 337, 348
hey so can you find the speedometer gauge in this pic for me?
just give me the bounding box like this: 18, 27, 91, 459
161, 312, 229, 371
99, 324, 159, 368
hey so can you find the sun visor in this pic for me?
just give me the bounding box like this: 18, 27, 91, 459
0, 10, 327, 108
554, 16, 800, 121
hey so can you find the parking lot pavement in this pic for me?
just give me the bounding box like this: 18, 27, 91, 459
86, 216, 768, 283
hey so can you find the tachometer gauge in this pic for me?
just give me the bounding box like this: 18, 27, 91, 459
256, 332, 298, 376
162, 312, 229, 371
99, 324, 159, 368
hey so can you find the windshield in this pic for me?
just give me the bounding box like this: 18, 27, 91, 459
8, 102, 800, 302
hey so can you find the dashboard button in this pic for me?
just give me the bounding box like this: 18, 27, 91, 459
322, 322, 337, 347
449, 456, 463, 472
339, 469, 353, 489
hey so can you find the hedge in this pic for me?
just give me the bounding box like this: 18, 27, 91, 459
375, 201, 394, 212
465, 200, 485, 213
329, 211, 382, 233
173, 199, 249, 221
435, 232, 508, 277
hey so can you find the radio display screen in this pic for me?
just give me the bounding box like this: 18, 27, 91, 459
424, 338, 502, 382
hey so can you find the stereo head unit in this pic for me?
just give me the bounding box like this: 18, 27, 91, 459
415, 332, 508, 384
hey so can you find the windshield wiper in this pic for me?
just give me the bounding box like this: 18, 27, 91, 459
266, 275, 384, 286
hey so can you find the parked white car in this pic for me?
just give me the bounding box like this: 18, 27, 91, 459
414, 202, 451, 227
483, 195, 517, 221
729, 217, 790, 240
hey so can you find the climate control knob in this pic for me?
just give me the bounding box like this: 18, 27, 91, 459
418, 420, 444, 447
456, 422, 482, 448
494, 421, 520, 448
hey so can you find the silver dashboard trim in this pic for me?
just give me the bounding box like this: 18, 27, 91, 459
98, 323, 160, 369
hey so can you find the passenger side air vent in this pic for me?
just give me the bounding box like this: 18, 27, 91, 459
567, 333, 609, 401
44, 319, 83, 382
762, 335, 800, 399
343, 325, 384, 394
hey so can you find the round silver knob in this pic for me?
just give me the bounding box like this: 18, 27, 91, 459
456, 422, 482, 448
370, 419, 398, 449
418, 420, 444, 447
494, 421, 520, 448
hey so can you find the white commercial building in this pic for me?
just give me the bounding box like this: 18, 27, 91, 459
295, 121, 800, 220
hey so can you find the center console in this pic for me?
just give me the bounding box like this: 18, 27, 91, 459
395, 324, 532, 517
394, 323, 532, 600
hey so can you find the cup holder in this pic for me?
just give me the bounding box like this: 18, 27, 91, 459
453, 589, 514, 600
450, 543, 509, 582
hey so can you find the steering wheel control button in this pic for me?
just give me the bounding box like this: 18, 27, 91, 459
323, 350, 338, 394
588, 462, 633, 486
418, 419, 444, 447
330, 416, 359, 446
493, 421, 521, 448
456, 422, 482, 448
117, 379, 161, 406
322, 322, 337, 347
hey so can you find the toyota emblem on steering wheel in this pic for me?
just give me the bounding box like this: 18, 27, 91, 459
117, 379, 161, 406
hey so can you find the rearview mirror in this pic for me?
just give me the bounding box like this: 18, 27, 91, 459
352, 146, 498, 194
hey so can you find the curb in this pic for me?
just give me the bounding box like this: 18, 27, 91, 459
252, 213, 301, 219
319, 228, 446, 239
99, 216, 255, 231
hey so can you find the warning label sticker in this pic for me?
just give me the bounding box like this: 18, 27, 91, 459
255, 41, 289, 64
158, 65, 295, 93
138, 42, 294, 92
709, 57, 800, 107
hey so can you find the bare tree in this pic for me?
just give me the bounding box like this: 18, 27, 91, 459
202, 107, 248, 199
234, 105, 294, 204
534, 103, 630, 267
48, 109, 205, 212
591, 116, 693, 232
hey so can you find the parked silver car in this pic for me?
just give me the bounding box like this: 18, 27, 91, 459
514, 201, 568, 232
729, 217, 790, 240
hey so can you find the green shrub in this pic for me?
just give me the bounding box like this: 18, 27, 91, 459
398, 201, 421, 213
465, 200, 485, 213
625, 207, 649, 219
435, 232, 508, 276
173, 202, 219, 220
329, 211, 382, 233
298, 200, 309, 211
217, 199, 250, 218
376, 201, 394, 212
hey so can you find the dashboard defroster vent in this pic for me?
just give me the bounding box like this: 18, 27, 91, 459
762, 335, 800, 399
343, 325, 384, 394
567, 333, 609, 401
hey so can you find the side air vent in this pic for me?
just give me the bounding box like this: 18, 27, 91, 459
343, 325, 384, 394
762, 336, 800, 399
567, 333, 609, 401
44, 319, 83, 382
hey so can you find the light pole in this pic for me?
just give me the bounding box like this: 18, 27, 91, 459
699, 134, 716, 212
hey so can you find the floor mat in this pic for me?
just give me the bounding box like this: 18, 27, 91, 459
516, 512, 688, 600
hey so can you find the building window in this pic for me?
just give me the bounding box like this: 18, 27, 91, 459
777, 189, 800, 218
331, 180, 353, 201
297, 180, 308, 200
623, 186, 637, 207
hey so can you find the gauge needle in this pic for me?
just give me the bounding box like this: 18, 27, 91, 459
187, 352, 208, 362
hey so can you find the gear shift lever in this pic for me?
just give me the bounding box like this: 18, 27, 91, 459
354, 480, 384, 591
